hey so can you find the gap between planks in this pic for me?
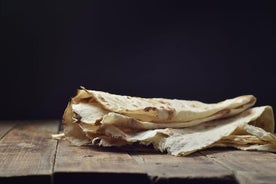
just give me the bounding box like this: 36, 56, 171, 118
0, 121, 17, 140
0, 120, 60, 184
2, 121, 276, 184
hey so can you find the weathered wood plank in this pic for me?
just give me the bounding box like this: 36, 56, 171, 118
0, 120, 59, 184
130, 150, 237, 184
202, 148, 276, 184
3, 120, 275, 184
235, 171, 276, 184
0, 121, 17, 140
54, 141, 148, 184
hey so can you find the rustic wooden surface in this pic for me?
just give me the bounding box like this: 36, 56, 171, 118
0, 121, 59, 184
0, 120, 276, 184
0, 121, 16, 139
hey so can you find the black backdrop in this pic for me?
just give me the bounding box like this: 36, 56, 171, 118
1, 1, 274, 120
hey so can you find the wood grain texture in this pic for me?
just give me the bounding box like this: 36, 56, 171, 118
235, 171, 276, 184
0, 120, 59, 184
130, 151, 237, 184
0, 121, 16, 139
1, 121, 276, 184
54, 141, 148, 184
202, 148, 276, 184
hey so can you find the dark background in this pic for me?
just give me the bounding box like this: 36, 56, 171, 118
1, 1, 274, 120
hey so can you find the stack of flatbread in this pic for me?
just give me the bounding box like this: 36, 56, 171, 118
56, 87, 276, 156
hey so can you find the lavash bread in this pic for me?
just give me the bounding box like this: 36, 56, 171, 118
60, 87, 275, 156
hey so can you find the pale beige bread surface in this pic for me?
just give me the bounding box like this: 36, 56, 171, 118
72, 88, 256, 123
60, 88, 275, 156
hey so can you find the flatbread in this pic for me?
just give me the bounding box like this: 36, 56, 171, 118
59, 88, 275, 156
158, 106, 275, 156
72, 88, 256, 124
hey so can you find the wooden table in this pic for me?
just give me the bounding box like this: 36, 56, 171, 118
0, 120, 276, 184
